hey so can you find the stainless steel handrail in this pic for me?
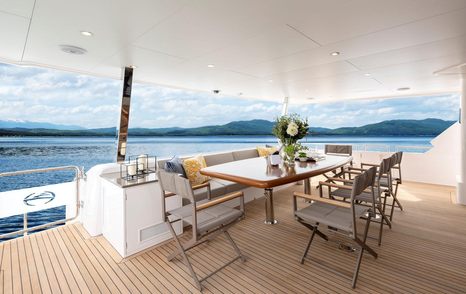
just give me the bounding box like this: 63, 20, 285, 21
0, 165, 83, 239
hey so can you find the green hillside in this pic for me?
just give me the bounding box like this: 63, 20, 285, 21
0, 118, 456, 137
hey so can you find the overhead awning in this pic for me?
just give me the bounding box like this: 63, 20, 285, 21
0, 0, 464, 103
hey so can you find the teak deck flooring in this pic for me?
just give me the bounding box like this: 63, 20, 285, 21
1, 180, 465, 293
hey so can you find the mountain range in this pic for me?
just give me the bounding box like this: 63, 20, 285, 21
0, 120, 84, 130
0, 118, 455, 137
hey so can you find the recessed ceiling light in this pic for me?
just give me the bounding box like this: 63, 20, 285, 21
364, 73, 371, 77
207, 64, 215, 68
268, 79, 273, 83
397, 87, 411, 91
59, 45, 87, 55
80, 31, 93, 37
330, 51, 340, 56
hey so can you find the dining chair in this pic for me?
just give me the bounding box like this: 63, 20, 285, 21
293, 167, 378, 288
316, 145, 353, 190
319, 157, 393, 245
157, 170, 246, 291
361, 152, 403, 221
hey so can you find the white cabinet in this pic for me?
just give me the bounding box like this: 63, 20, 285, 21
101, 175, 182, 258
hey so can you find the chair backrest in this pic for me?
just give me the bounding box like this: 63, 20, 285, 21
378, 157, 392, 178
324, 144, 352, 156
395, 151, 403, 165
350, 166, 377, 235
157, 170, 195, 214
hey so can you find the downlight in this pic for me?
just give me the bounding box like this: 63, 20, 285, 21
59, 45, 87, 55
397, 87, 410, 91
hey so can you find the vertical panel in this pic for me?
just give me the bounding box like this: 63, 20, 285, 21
116, 67, 134, 162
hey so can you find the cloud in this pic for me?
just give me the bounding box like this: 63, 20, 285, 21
0, 62, 460, 129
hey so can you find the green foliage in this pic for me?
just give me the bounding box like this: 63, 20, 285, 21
272, 113, 309, 145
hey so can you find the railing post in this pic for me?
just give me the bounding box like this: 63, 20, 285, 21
457, 74, 466, 205
23, 213, 28, 236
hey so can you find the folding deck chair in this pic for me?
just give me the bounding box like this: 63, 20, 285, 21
157, 170, 246, 291
320, 157, 393, 245
293, 167, 378, 288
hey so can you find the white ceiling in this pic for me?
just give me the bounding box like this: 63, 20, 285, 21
0, 0, 465, 103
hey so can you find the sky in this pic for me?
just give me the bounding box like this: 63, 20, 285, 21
0, 62, 460, 129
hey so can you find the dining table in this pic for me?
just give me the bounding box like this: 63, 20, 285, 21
201, 154, 353, 224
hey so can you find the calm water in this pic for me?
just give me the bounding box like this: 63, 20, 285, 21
0, 135, 434, 238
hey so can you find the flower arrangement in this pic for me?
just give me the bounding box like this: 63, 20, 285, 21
272, 114, 309, 165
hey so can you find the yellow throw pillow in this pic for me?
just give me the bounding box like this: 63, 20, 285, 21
182, 155, 210, 185
257, 146, 277, 157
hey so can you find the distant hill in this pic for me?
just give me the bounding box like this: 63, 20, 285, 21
0, 118, 456, 137
327, 118, 455, 136
0, 120, 84, 130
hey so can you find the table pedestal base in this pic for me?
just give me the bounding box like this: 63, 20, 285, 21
264, 188, 278, 225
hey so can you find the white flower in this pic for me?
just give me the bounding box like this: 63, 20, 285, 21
286, 122, 299, 136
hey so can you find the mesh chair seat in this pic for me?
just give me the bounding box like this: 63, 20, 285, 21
168, 201, 243, 235
295, 202, 368, 232
330, 188, 375, 203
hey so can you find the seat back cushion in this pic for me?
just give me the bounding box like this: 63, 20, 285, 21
204, 152, 235, 167
257, 146, 277, 157
232, 149, 259, 161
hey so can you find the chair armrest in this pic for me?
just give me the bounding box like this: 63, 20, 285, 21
347, 166, 367, 172
319, 181, 353, 190
164, 181, 211, 198
327, 177, 354, 184
196, 191, 244, 211
192, 182, 210, 190
361, 162, 379, 168
294, 192, 351, 209
164, 191, 176, 198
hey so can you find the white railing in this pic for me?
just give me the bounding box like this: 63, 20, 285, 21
0, 166, 84, 239
303, 143, 431, 153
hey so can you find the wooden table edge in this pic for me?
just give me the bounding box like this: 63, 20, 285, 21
201, 156, 352, 189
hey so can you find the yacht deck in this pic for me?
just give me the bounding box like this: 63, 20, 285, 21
0, 181, 465, 293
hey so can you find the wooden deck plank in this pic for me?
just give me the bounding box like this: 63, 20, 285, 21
16, 238, 32, 294
1, 241, 12, 294
1, 181, 466, 293
32, 233, 62, 293
43, 230, 80, 294
55, 226, 104, 293
10, 239, 23, 294
22, 234, 43, 294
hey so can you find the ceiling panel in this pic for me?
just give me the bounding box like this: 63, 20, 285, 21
22, 0, 187, 69
265, 61, 358, 84
237, 8, 466, 78
0, 11, 30, 61
0, 0, 35, 18
133, 0, 289, 59
191, 24, 320, 72
0, 0, 464, 103
349, 35, 466, 70
288, 0, 466, 45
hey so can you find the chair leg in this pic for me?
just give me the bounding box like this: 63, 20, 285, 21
166, 222, 202, 290
352, 217, 372, 288
300, 226, 317, 264
352, 246, 364, 288
389, 196, 396, 222
224, 231, 246, 262
377, 206, 386, 246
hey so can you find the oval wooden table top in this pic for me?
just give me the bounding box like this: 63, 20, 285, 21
201, 155, 352, 189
